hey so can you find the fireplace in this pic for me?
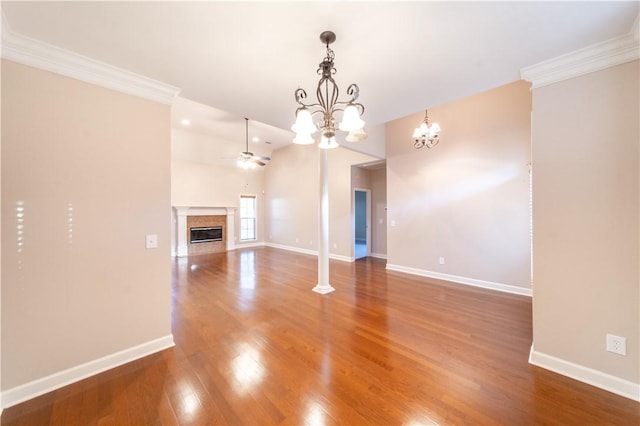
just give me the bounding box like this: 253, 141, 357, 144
173, 207, 236, 256
190, 226, 223, 244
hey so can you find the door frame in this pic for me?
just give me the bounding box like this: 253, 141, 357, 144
353, 188, 371, 260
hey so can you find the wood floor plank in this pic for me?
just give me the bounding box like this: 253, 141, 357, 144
2, 247, 639, 425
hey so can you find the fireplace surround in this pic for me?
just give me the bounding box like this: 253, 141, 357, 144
173, 207, 235, 256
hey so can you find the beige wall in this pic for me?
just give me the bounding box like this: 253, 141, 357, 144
351, 165, 371, 190
264, 144, 377, 259
370, 167, 387, 257
1, 60, 172, 390
0, 54, 3, 407
532, 60, 639, 384
264, 143, 318, 251
385, 81, 532, 290
172, 159, 265, 209
341, 123, 386, 160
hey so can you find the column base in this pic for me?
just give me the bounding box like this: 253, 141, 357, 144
312, 284, 336, 294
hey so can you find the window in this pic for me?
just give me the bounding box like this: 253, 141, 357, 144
239, 195, 257, 241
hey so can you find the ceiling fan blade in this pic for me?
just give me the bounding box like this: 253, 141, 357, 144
253, 155, 271, 162
252, 159, 266, 166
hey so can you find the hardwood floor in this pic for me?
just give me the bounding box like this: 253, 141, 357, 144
2, 247, 639, 425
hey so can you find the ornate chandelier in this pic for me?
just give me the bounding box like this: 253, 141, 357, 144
292, 31, 367, 148
413, 109, 441, 149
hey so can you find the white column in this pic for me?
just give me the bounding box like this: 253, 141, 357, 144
313, 149, 335, 294
176, 208, 188, 257
226, 208, 235, 251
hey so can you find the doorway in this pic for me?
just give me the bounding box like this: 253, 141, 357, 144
354, 188, 371, 260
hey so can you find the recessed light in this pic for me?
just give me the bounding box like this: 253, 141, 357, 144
180, 118, 191, 126
252, 136, 260, 143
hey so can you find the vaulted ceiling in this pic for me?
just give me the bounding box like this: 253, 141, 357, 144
2, 1, 638, 150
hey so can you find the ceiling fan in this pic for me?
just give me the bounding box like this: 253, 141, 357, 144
237, 117, 271, 169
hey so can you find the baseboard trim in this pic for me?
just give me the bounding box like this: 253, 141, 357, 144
370, 252, 388, 260
233, 241, 265, 249
265, 242, 317, 256
529, 345, 640, 402
264, 243, 353, 262
329, 253, 354, 263
385, 264, 532, 297
1, 334, 175, 409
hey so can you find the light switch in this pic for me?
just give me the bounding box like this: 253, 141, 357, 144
146, 234, 158, 249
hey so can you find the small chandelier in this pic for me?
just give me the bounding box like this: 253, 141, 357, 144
292, 31, 367, 148
413, 110, 441, 149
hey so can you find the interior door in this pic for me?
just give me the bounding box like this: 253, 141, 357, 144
354, 189, 371, 260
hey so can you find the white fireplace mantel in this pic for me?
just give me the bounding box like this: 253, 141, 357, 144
173, 206, 235, 256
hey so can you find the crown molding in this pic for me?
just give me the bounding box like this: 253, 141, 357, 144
1, 12, 180, 105
521, 16, 640, 89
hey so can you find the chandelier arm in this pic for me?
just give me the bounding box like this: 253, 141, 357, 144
333, 101, 365, 115
345, 83, 360, 102
295, 87, 331, 111
307, 108, 326, 117
295, 104, 323, 114
294, 87, 307, 105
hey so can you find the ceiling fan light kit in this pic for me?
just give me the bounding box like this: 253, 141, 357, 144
237, 117, 271, 169
292, 30, 367, 149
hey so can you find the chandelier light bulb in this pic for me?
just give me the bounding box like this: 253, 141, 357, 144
339, 104, 365, 132
318, 135, 339, 149
293, 132, 315, 145
292, 108, 317, 135
346, 127, 368, 143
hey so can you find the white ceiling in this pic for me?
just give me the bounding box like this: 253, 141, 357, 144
171, 96, 294, 155
2, 1, 638, 151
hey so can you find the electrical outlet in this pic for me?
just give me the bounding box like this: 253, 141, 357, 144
439, 257, 445, 265
606, 334, 626, 356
